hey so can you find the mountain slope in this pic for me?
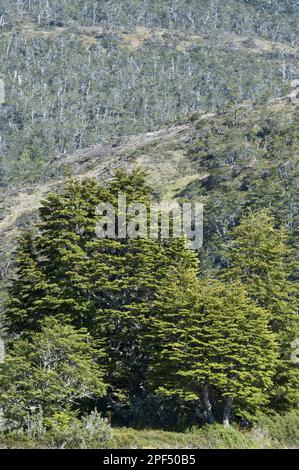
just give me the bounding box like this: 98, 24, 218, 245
0, 95, 298, 286
0, 1, 298, 187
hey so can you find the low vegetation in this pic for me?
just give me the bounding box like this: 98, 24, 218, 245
1, 413, 298, 449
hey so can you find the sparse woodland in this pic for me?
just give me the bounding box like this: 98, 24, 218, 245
0, 0, 298, 186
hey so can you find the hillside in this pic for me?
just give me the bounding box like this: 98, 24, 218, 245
1, 94, 298, 292
0, 1, 298, 188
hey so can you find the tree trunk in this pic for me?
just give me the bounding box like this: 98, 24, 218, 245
223, 397, 233, 427
202, 384, 214, 424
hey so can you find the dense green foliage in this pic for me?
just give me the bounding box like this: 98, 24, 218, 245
223, 211, 299, 409
0, 318, 106, 423
1, 173, 297, 441
149, 274, 278, 423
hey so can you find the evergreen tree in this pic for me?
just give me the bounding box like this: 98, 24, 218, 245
5, 231, 48, 335
5, 178, 107, 334
36, 177, 106, 329
80, 170, 166, 401
5, 171, 194, 411
0, 317, 106, 422
201, 281, 278, 424
223, 210, 299, 410
149, 264, 278, 425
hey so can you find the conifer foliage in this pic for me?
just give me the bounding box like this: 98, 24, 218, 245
223, 211, 299, 410
1, 174, 297, 427
148, 266, 278, 425
0, 317, 106, 423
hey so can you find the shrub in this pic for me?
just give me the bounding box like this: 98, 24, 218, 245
24, 409, 45, 440
43, 410, 78, 434
256, 412, 299, 448
47, 410, 112, 449
193, 424, 259, 449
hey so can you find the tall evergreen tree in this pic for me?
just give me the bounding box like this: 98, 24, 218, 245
5, 171, 197, 412
36, 176, 106, 329
5, 231, 48, 335
223, 210, 299, 410
148, 264, 278, 425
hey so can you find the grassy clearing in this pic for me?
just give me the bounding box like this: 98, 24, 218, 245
109, 425, 273, 449
1, 416, 298, 449
0, 426, 269, 449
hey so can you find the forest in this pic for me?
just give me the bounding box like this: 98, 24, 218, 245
0, 170, 298, 448
0, 0, 298, 450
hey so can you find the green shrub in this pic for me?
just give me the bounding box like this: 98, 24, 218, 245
0, 408, 112, 449
257, 412, 299, 448
193, 424, 258, 449
46, 410, 112, 449
44, 410, 78, 434
24, 409, 46, 440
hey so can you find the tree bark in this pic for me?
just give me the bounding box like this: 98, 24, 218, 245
202, 384, 214, 424
223, 397, 233, 427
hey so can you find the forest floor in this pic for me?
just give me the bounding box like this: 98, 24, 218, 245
0, 424, 295, 449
